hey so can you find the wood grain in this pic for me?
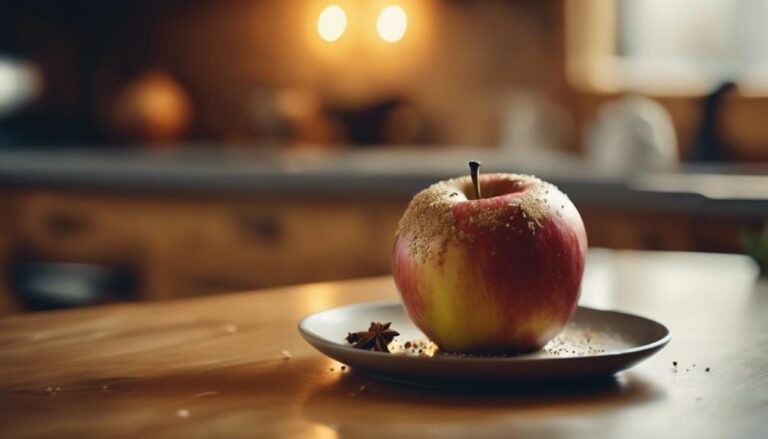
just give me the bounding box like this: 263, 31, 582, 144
0, 250, 766, 438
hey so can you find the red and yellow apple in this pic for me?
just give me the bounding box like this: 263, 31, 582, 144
392, 164, 587, 353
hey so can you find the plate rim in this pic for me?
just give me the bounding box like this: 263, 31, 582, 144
297, 300, 672, 363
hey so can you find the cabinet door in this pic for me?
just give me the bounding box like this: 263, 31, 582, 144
157, 196, 407, 298
0, 191, 20, 314
9, 190, 409, 302
15, 191, 143, 263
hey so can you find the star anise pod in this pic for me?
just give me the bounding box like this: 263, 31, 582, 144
345, 322, 399, 353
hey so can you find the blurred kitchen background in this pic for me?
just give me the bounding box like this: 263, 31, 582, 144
0, 0, 766, 313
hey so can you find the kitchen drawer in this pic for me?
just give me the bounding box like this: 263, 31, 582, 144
14, 192, 143, 262
5, 191, 406, 300
0, 191, 21, 314
154, 198, 406, 297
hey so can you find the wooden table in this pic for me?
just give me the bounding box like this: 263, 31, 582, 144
0, 250, 766, 438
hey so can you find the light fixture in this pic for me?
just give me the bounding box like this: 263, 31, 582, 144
317, 5, 347, 42
376, 5, 407, 43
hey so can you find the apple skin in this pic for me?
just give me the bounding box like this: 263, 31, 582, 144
392, 173, 587, 353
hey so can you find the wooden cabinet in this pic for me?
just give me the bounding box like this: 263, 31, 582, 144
1, 190, 408, 304
0, 192, 19, 314
0, 188, 755, 313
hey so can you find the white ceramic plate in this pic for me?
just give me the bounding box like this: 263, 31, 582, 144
298, 301, 671, 387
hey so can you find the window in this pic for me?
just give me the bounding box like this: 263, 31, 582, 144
564, 0, 768, 161
618, 0, 768, 92
566, 0, 768, 95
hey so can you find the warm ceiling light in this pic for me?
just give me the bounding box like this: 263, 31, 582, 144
317, 5, 347, 42
376, 5, 407, 43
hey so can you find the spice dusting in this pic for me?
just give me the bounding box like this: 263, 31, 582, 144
396, 180, 457, 263
517, 189, 547, 230
396, 174, 553, 262
389, 326, 616, 358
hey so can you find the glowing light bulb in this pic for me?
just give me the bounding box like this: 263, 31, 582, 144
317, 5, 347, 42
376, 5, 407, 43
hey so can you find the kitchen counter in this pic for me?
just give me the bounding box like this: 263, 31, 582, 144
1, 147, 767, 216
0, 249, 765, 438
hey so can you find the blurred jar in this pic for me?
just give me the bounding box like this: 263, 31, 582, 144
587, 96, 678, 174
499, 92, 573, 153
109, 70, 193, 146
0, 57, 42, 119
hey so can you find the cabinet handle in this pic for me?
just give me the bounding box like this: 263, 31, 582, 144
44, 212, 90, 239
236, 214, 282, 244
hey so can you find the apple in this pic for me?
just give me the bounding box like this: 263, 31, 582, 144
392, 161, 587, 353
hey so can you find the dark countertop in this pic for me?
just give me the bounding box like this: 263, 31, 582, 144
1, 147, 767, 216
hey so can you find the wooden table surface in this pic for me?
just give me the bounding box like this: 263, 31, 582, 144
0, 249, 766, 439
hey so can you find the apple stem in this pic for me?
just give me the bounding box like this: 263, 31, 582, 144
469, 160, 482, 199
